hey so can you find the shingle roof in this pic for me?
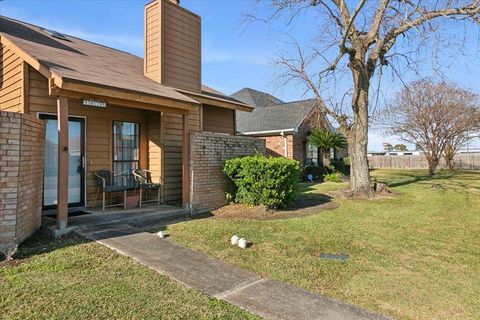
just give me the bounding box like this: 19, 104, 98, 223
231, 88, 284, 108
0, 16, 245, 107
236, 99, 317, 133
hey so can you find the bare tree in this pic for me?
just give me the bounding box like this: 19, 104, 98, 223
443, 131, 480, 169
386, 80, 480, 175
250, 0, 480, 197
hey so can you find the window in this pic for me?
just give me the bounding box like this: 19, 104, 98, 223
305, 142, 319, 166
113, 121, 140, 188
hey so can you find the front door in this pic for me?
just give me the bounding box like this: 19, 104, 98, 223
41, 115, 85, 208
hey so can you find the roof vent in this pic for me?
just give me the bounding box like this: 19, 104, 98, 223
42, 28, 70, 41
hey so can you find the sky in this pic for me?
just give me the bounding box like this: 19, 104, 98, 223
1, 0, 479, 151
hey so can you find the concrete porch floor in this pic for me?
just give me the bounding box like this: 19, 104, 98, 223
42, 203, 190, 236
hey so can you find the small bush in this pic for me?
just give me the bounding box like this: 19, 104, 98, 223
331, 158, 351, 175
323, 172, 343, 183
223, 155, 300, 209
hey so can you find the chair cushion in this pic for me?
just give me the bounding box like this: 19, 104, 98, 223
104, 185, 127, 192
138, 183, 161, 189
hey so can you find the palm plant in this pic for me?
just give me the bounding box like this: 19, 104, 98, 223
307, 130, 347, 167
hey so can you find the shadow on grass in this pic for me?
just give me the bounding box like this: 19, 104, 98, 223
285, 192, 333, 211
298, 183, 321, 193
3, 211, 216, 263
379, 170, 480, 193
0, 231, 91, 268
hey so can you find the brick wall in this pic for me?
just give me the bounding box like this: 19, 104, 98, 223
262, 134, 294, 159
189, 132, 265, 213
0, 112, 44, 252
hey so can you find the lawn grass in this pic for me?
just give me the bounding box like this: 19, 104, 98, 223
0, 233, 259, 319
165, 169, 480, 320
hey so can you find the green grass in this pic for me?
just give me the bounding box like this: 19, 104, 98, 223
165, 169, 480, 320
0, 234, 259, 320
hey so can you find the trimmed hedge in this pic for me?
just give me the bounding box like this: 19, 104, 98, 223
223, 155, 300, 209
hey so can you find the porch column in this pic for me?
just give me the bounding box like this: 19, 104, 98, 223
56, 96, 69, 230
182, 114, 190, 209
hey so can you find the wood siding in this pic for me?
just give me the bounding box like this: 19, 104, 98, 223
147, 111, 163, 195
27, 67, 151, 206
162, 106, 200, 202
25, 67, 201, 205
144, 1, 161, 82
202, 105, 235, 135
0, 45, 24, 112
144, 0, 201, 92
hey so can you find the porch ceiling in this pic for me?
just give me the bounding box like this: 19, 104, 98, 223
51, 77, 199, 115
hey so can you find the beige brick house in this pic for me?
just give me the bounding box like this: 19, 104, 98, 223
0, 0, 260, 246
233, 88, 336, 167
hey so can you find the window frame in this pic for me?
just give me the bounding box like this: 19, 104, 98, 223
304, 140, 320, 167
112, 120, 141, 188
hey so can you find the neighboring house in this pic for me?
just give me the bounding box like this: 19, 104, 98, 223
0, 0, 253, 237
233, 88, 334, 166
231, 87, 285, 108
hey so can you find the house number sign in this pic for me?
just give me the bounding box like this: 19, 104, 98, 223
82, 98, 107, 108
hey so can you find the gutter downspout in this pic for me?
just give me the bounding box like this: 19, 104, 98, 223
281, 131, 288, 158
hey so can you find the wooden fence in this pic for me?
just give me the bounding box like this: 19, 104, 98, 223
367, 154, 480, 170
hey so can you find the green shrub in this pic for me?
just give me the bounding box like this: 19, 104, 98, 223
323, 172, 343, 183
223, 155, 300, 209
331, 157, 351, 175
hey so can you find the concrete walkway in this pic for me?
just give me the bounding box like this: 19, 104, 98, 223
77, 224, 390, 320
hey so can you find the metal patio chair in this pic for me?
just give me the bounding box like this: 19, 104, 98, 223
93, 170, 127, 212
132, 169, 161, 208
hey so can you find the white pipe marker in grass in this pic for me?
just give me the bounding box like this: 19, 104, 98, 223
157, 231, 166, 238
238, 238, 247, 249
231, 235, 239, 245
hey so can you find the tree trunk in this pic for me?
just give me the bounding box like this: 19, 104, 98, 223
321, 148, 331, 168
444, 157, 454, 170
427, 157, 439, 176
348, 123, 372, 197
346, 67, 374, 197
443, 146, 455, 170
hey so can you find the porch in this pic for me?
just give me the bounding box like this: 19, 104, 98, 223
46, 84, 195, 235
42, 203, 189, 235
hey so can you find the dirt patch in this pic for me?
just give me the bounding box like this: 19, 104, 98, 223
334, 189, 403, 200
0, 258, 26, 269
212, 193, 338, 220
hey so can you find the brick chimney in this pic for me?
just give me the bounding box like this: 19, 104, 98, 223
144, 0, 201, 92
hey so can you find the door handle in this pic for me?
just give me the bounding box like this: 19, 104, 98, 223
77, 156, 85, 173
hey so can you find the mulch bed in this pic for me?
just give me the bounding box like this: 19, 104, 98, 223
212, 193, 338, 220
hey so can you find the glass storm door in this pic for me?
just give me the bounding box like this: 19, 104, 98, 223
42, 115, 85, 208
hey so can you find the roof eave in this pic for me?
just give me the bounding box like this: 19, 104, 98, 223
178, 88, 254, 112
53, 77, 197, 114
239, 128, 296, 135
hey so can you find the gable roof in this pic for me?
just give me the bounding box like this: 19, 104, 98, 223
236, 99, 317, 134
0, 16, 250, 111
231, 87, 284, 108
